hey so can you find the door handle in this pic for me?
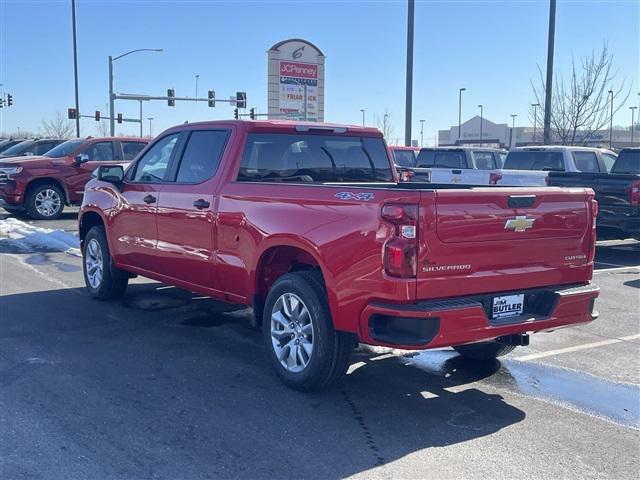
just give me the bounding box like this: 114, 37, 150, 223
143, 194, 156, 204
193, 199, 210, 209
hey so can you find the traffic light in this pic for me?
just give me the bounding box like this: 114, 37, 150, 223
95, 110, 101, 121
6, 94, 13, 107
249, 108, 256, 120
236, 91, 247, 109
68, 108, 77, 119
233, 108, 239, 120
0, 98, 3, 108
167, 88, 175, 107
208, 90, 215, 108
117, 113, 123, 124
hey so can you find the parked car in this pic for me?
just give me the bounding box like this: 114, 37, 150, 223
389, 146, 421, 181
394, 147, 505, 184
0, 138, 65, 158
79, 120, 599, 391
499, 146, 617, 186
548, 147, 639, 240
0, 136, 148, 219
0, 139, 28, 154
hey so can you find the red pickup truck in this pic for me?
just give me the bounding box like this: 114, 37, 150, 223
0, 136, 148, 219
78, 121, 599, 391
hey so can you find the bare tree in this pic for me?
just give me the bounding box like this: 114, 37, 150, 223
40, 111, 75, 139
531, 45, 629, 146
95, 119, 110, 136
375, 107, 396, 142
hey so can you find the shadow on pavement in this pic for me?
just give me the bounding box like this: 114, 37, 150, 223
0, 282, 526, 479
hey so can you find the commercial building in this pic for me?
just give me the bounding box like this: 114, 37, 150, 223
438, 116, 637, 149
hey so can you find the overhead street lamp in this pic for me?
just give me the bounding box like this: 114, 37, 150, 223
477, 104, 483, 145
631, 106, 638, 146
458, 87, 466, 142
419, 119, 425, 147
109, 48, 163, 136
531, 103, 540, 143
510, 114, 518, 148
607, 90, 614, 148
360, 109, 365, 127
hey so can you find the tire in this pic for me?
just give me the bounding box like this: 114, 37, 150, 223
453, 341, 516, 360
25, 183, 65, 220
263, 270, 353, 392
83, 226, 128, 300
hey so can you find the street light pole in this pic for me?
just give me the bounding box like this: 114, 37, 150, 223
458, 87, 466, 142
631, 106, 638, 145
383, 114, 389, 137
420, 119, 425, 147
543, 0, 557, 144
478, 104, 483, 144
109, 48, 163, 136
532, 103, 540, 143
608, 90, 614, 148
195, 74, 199, 102
147, 117, 154, 137
510, 114, 518, 148
360, 109, 365, 127
71, 0, 80, 138
139, 100, 143, 137
404, 0, 415, 147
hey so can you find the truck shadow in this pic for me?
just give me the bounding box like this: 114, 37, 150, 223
1, 282, 525, 479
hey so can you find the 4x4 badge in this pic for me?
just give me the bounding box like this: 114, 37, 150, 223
504, 215, 535, 232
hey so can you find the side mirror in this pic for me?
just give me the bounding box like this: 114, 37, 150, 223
75, 153, 89, 165
95, 165, 124, 184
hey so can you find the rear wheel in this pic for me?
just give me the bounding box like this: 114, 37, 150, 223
26, 183, 64, 220
263, 270, 353, 392
83, 226, 128, 300
453, 341, 516, 360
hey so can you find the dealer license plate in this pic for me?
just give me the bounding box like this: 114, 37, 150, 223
492, 294, 524, 319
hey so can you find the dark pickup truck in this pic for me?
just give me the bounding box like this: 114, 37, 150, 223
548, 148, 639, 240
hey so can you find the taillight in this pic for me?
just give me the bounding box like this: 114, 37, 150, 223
628, 180, 640, 207
489, 171, 502, 185
382, 204, 418, 278
398, 168, 414, 182
588, 198, 598, 262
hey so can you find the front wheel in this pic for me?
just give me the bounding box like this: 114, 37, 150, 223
263, 271, 353, 392
83, 226, 128, 300
26, 184, 65, 220
453, 341, 516, 360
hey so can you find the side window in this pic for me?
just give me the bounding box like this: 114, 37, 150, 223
122, 142, 146, 161
175, 130, 229, 183
130, 134, 179, 183
601, 153, 617, 172
572, 151, 599, 172
85, 142, 115, 161
472, 151, 497, 169
35, 142, 54, 155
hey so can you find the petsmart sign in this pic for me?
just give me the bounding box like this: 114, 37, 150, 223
268, 39, 325, 122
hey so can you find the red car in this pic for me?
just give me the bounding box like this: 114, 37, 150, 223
79, 120, 599, 391
0, 136, 148, 219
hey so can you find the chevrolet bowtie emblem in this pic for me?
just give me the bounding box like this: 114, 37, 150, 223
504, 215, 535, 232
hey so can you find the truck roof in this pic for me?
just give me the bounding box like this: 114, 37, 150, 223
163, 120, 382, 137
511, 145, 614, 153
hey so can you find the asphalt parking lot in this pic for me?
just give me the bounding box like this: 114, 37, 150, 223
1, 207, 639, 479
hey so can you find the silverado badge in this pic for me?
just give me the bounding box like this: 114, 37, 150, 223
504, 215, 535, 232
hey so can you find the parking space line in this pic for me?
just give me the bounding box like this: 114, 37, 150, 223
515, 334, 640, 361
594, 265, 640, 273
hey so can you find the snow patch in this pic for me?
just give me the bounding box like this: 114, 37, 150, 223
0, 218, 81, 256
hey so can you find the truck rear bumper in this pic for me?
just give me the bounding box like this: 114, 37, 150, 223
359, 283, 599, 349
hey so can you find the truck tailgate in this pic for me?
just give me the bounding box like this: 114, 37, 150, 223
416, 187, 595, 300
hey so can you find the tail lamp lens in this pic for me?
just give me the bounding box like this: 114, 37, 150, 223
382, 204, 418, 278
628, 180, 640, 207
489, 172, 502, 185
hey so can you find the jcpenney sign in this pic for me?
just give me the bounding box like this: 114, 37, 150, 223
279, 61, 317, 79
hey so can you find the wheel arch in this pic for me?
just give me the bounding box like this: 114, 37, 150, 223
25, 177, 70, 205
78, 209, 106, 249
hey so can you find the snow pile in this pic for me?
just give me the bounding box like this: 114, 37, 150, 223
0, 218, 81, 257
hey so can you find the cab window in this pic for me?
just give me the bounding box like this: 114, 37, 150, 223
572, 151, 599, 172
130, 134, 179, 183
174, 130, 229, 183
85, 142, 115, 161
122, 142, 146, 160
472, 151, 497, 169
601, 153, 617, 172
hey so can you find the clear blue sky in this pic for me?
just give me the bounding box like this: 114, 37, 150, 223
1, 0, 638, 144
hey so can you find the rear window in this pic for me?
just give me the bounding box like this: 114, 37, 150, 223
572, 151, 599, 172
417, 150, 467, 169
472, 151, 498, 169
611, 150, 640, 174
392, 149, 417, 167
503, 151, 564, 171
122, 141, 146, 160
237, 133, 393, 183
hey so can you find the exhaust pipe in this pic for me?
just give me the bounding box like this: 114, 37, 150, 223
497, 334, 530, 346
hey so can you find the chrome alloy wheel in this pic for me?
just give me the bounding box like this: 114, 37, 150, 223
85, 238, 104, 289
270, 293, 314, 373
34, 188, 61, 217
